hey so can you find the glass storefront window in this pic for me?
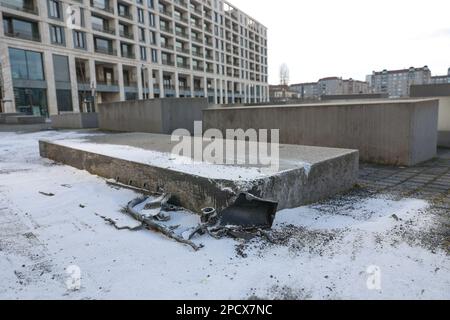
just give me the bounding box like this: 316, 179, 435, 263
13, 87, 48, 117
26, 50, 45, 80
8, 48, 44, 80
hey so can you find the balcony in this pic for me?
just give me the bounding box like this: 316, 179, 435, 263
0, 1, 38, 14
118, 11, 133, 20
90, 0, 114, 14
191, 7, 202, 16
176, 47, 190, 54
191, 36, 202, 44
162, 59, 174, 66
175, 30, 189, 38
122, 51, 135, 59
119, 29, 134, 40
159, 8, 172, 17
4, 30, 40, 42
94, 47, 117, 56
191, 51, 203, 58
161, 43, 174, 50
174, 0, 187, 8
174, 15, 189, 24
92, 23, 115, 35
177, 62, 190, 69
160, 25, 173, 34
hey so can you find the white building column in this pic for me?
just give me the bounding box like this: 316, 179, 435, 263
158, 69, 164, 97
137, 65, 143, 100
43, 51, 58, 115
68, 55, 80, 113
117, 63, 125, 101
174, 71, 180, 98
259, 85, 263, 103
203, 76, 208, 99
244, 84, 248, 104
219, 79, 224, 104
224, 81, 228, 104
148, 67, 154, 99
213, 78, 218, 104
0, 43, 15, 113
189, 74, 194, 97
231, 82, 235, 104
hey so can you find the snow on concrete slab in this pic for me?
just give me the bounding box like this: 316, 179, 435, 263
0, 130, 449, 300
49, 138, 270, 181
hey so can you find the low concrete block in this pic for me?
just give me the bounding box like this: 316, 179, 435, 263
51, 113, 99, 129
203, 99, 439, 166
98, 98, 207, 134
4, 115, 45, 125
39, 133, 359, 213
0, 113, 24, 124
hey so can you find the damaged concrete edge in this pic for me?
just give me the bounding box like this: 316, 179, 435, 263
39, 140, 359, 213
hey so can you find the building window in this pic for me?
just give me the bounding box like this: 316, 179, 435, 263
139, 27, 145, 42
148, 12, 155, 27
137, 8, 144, 23
149, 31, 156, 44
56, 90, 73, 112
151, 49, 158, 63
50, 25, 65, 45
48, 0, 62, 19
3, 16, 41, 42
13, 87, 48, 117
140, 46, 147, 61
73, 30, 86, 49
8, 48, 44, 80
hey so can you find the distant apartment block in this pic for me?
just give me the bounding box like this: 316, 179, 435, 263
431, 68, 450, 84
289, 77, 370, 100
366, 66, 431, 98
268, 84, 298, 102
0, 0, 269, 116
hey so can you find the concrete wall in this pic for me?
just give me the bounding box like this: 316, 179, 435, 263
51, 113, 99, 129
98, 98, 207, 134
203, 99, 439, 166
437, 97, 450, 147
410, 84, 450, 147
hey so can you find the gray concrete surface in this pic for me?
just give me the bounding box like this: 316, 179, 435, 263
4, 115, 46, 125
98, 98, 207, 134
39, 132, 359, 213
51, 113, 99, 129
0, 123, 52, 132
0, 113, 24, 124
359, 148, 450, 208
203, 99, 439, 166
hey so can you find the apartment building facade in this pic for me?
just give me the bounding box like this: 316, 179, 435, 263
289, 77, 370, 100
431, 68, 450, 84
0, 0, 269, 116
366, 66, 431, 98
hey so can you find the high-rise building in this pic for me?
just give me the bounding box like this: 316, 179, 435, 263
367, 66, 431, 98
0, 0, 269, 116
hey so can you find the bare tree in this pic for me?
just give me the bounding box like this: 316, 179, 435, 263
279, 63, 290, 86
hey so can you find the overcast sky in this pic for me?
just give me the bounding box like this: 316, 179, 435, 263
230, 0, 450, 84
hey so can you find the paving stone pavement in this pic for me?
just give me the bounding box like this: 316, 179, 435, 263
359, 148, 450, 206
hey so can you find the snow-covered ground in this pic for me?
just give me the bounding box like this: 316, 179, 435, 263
0, 130, 449, 300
